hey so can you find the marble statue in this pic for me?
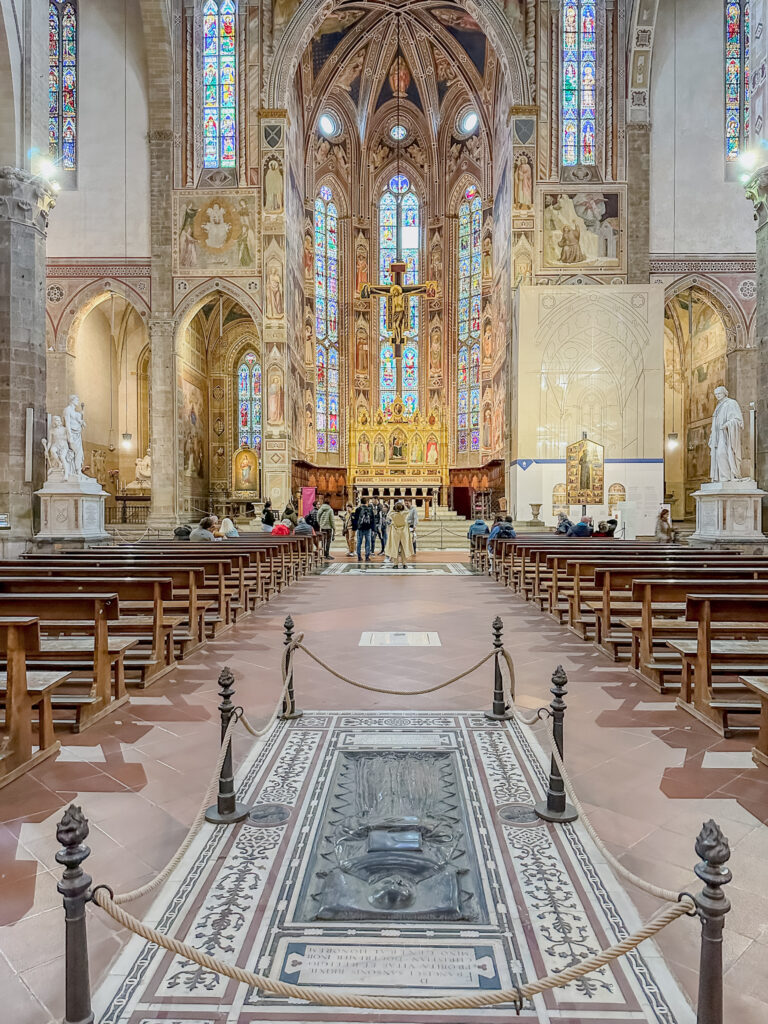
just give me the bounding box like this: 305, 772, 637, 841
63, 394, 86, 477
709, 386, 744, 482
42, 415, 76, 480
128, 448, 152, 490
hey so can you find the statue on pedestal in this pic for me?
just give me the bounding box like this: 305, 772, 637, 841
708, 386, 744, 482
42, 415, 76, 481
63, 394, 87, 478
129, 448, 152, 490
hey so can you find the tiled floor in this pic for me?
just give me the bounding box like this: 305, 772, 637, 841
1, 563, 767, 1022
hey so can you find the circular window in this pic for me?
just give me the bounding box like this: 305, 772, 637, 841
458, 110, 479, 135
390, 124, 407, 141
318, 113, 339, 138
389, 173, 410, 193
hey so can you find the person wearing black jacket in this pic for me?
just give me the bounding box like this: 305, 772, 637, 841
261, 500, 275, 532
305, 500, 320, 532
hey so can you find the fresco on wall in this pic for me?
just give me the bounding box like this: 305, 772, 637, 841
540, 189, 624, 273
181, 376, 207, 484
174, 192, 257, 276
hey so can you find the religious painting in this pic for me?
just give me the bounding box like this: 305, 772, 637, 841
233, 446, 259, 492
608, 482, 626, 518
373, 434, 386, 463
566, 438, 604, 506
513, 153, 533, 210
355, 324, 369, 374
263, 157, 284, 213
181, 376, 207, 480
390, 431, 407, 462
411, 434, 424, 464
303, 223, 313, 279
357, 434, 370, 464
267, 367, 285, 424
429, 323, 442, 375
426, 435, 439, 466
539, 188, 625, 274
552, 483, 568, 517
482, 405, 492, 449
265, 259, 284, 319
355, 236, 368, 294
173, 191, 257, 276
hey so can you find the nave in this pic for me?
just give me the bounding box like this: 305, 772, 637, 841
1, 561, 766, 1023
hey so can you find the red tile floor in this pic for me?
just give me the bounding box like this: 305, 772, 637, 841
1, 559, 767, 1022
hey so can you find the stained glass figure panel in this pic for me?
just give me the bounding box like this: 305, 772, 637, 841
203, 0, 237, 169
457, 183, 482, 451
235, 353, 262, 454
725, 1, 750, 162
315, 186, 340, 450
49, 2, 78, 170
561, 1, 596, 168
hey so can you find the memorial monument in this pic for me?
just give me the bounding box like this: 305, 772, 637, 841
690, 387, 766, 547
126, 448, 152, 492
36, 396, 109, 542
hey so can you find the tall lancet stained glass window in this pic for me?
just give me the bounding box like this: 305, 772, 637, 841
457, 184, 482, 453
379, 174, 420, 413
49, 2, 77, 170
561, 1, 596, 167
726, 1, 750, 162
203, 0, 237, 169
315, 186, 339, 453
237, 352, 262, 455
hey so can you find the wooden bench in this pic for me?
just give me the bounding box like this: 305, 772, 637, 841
671, 595, 768, 737
739, 676, 768, 767
0, 617, 71, 789
0, 593, 125, 731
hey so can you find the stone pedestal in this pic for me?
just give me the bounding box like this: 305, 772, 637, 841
689, 479, 767, 549
35, 477, 109, 543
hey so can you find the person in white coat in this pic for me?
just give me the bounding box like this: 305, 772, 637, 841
384, 501, 414, 568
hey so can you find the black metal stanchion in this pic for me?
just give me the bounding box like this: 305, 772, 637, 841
205, 666, 249, 824
485, 616, 514, 721
693, 820, 732, 1024
56, 805, 94, 1024
280, 614, 303, 720
534, 665, 577, 823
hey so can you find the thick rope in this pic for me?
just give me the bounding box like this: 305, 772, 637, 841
540, 717, 684, 904
91, 889, 691, 1010
284, 632, 502, 696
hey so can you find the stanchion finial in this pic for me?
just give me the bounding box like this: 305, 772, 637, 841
485, 616, 513, 721
280, 613, 303, 720
205, 667, 250, 825
693, 820, 732, 1024
57, 806, 95, 1024
535, 666, 578, 823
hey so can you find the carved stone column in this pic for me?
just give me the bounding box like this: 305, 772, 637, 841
148, 318, 178, 528
745, 167, 768, 516
0, 168, 55, 550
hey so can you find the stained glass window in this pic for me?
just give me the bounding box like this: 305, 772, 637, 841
236, 351, 262, 455
561, 1, 596, 167
49, 2, 77, 170
203, 0, 237, 169
726, 1, 750, 162
458, 183, 482, 452
315, 185, 339, 452
378, 178, 420, 412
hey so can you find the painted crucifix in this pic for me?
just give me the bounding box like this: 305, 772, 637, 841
361, 260, 436, 400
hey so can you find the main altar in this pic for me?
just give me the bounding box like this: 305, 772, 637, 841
349, 398, 448, 515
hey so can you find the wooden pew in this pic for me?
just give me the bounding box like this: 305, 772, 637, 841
0, 577, 175, 685
0, 594, 125, 731
671, 594, 768, 736
0, 617, 70, 789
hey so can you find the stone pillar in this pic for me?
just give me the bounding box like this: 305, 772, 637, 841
745, 167, 768, 519
148, 318, 177, 528
626, 123, 651, 284
260, 112, 291, 509
0, 168, 55, 551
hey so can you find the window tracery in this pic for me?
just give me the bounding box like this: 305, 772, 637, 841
457, 183, 482, 453
48, 1, 77, 170
725, 1, 750, 162
236, 352, 262, 454
202, 0, 237, 169
378, 175, 420, 413
315, 185, 339, 453
561, 1, 596, 167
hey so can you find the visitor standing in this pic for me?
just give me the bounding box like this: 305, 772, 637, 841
378, 499, 391, 554
261, 500, 275, 532
406, 499, 419, 552
318, 495, 335, 559
282, 502, 298, 528
385, 501, 414, 568
341, 503, 356, 556
305, 500, 320, 533
355, 496, 375, 562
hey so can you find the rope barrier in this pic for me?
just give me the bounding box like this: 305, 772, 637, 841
91, 888, 692, 1010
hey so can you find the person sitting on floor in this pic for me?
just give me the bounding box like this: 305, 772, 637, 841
567, 516, 594, 537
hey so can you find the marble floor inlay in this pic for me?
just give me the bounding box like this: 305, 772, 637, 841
322, 562, 472, 575
92, 712, 694, 1023
359, 631, 442, 646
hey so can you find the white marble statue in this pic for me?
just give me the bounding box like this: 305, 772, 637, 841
63, 394, 86, 478
709, 386, 744, 483
134, 448, 152, 486
42, 415, 76, 480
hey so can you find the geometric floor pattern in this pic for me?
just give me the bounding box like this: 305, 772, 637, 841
322, 562, 473, 575
92, 711, 694, 1023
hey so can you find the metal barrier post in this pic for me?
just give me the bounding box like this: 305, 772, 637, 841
205, 667, 249, 824
694, 820, 732, 1024
485, 616, 514, 721
56, 805, 94, 1024
535, 665, 577, 823
280, 614, 303, 720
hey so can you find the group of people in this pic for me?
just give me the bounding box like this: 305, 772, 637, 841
554, 514, 619, 537
258, 494, 419, 567
174, 515, 240, 541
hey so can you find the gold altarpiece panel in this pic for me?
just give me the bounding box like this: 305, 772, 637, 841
350, 398, 448, 499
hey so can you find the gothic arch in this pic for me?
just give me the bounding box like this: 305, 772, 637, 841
173, 279, 262, 348
60, 284, 149, 356
664, 276, 748, 354
268, 0, 530, 111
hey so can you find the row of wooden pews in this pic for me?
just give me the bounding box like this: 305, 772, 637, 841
0, 532, 321, 788
483, 536, 768, 765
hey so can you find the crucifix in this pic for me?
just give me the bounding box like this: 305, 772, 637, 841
361, 261, 436, 400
